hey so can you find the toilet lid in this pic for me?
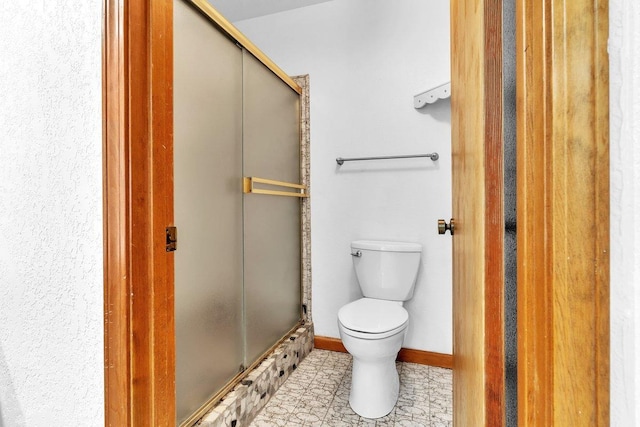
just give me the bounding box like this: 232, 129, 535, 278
338, 298, 409, 334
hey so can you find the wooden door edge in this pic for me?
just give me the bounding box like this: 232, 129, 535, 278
482, 0, 506, 425
451, 0, 506, 425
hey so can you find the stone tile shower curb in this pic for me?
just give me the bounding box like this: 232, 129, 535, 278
196, 323, 314, 427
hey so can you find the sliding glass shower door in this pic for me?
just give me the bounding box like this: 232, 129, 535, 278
242, 51, 302, 364
173, 1, 303, 425
174, 1, 244, 423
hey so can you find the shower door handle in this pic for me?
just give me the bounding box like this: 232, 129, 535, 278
243, 176, 308, 198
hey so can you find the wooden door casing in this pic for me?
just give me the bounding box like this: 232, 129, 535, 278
103, 0, 175, 425
516, 0, 610, 425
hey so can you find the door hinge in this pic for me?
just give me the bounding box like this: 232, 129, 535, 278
166, 226, 177, 252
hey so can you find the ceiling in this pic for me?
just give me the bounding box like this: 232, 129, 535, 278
206, 0, 334, 22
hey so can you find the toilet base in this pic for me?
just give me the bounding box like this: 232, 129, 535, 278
338, 320, 407, 419
348, 355, 400, 418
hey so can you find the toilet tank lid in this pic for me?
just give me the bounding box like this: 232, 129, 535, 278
351, 240, 422, 252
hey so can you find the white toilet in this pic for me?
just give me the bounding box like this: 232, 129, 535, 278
337, 240, 422, 419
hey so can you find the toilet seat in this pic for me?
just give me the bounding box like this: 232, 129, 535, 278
338, 298, 409, 339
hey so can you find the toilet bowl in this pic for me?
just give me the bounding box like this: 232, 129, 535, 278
337, 240, 422, 419
338, 298, 409, 418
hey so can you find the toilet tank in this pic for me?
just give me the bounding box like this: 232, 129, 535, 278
351, 240, 422, 301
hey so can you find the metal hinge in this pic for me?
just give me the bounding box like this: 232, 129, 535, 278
166, 226, 177, 252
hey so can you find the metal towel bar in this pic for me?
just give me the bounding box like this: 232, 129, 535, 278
336, 153, 439, 165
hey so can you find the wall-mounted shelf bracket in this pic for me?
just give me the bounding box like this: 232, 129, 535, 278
414, 82, 451, 109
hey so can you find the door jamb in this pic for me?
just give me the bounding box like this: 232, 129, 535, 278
103, 0, 175, 425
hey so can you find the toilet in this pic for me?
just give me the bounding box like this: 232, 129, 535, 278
337, 240, 422, 419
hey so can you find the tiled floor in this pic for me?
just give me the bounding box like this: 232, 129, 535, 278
249, 349, 453, 426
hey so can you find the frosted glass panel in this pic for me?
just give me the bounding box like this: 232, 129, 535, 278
174, 1, 243, 424
243, 51, 302, 364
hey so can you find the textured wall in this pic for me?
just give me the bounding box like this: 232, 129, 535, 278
236, 0, 453, 354
0, 2, 104, 426
610, 0, 640, 425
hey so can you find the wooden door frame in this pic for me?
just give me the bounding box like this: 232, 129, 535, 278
517, 0, 609, 425
103, 1, 301, 425
103, 0, 174, 425
103, 0, 609, 426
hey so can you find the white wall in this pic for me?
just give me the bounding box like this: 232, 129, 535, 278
610, 0, 640, 424
236, 0, 453, 354
0, 3, 104, 426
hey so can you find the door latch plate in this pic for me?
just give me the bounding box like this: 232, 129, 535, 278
166, 226, 177, 252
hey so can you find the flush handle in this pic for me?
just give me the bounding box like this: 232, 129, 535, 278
351, 250, 362, 257
438, 219, 455, 235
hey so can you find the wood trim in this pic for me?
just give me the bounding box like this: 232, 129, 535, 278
103, 0, 175, 425
185, 0, 302, 94
103, 0, 130, 423
516, 1, 551, 423
313, 336, 453, 369
314, 336, 348, 353
516, 0, 610, 424
397, 348, 453, 370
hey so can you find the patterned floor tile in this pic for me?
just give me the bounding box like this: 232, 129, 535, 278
394, 418, 430, 427
250, 414, 291, 427
248, 349, 452, 427
395, 397, 429, 420
357, 417, 377, 426
261, 402, 296, 418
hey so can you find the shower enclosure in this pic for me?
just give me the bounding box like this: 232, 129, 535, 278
173, 1, 304, 424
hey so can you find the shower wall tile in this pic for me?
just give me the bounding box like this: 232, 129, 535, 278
197, 323, 314, 427
292, 74, 312, 325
